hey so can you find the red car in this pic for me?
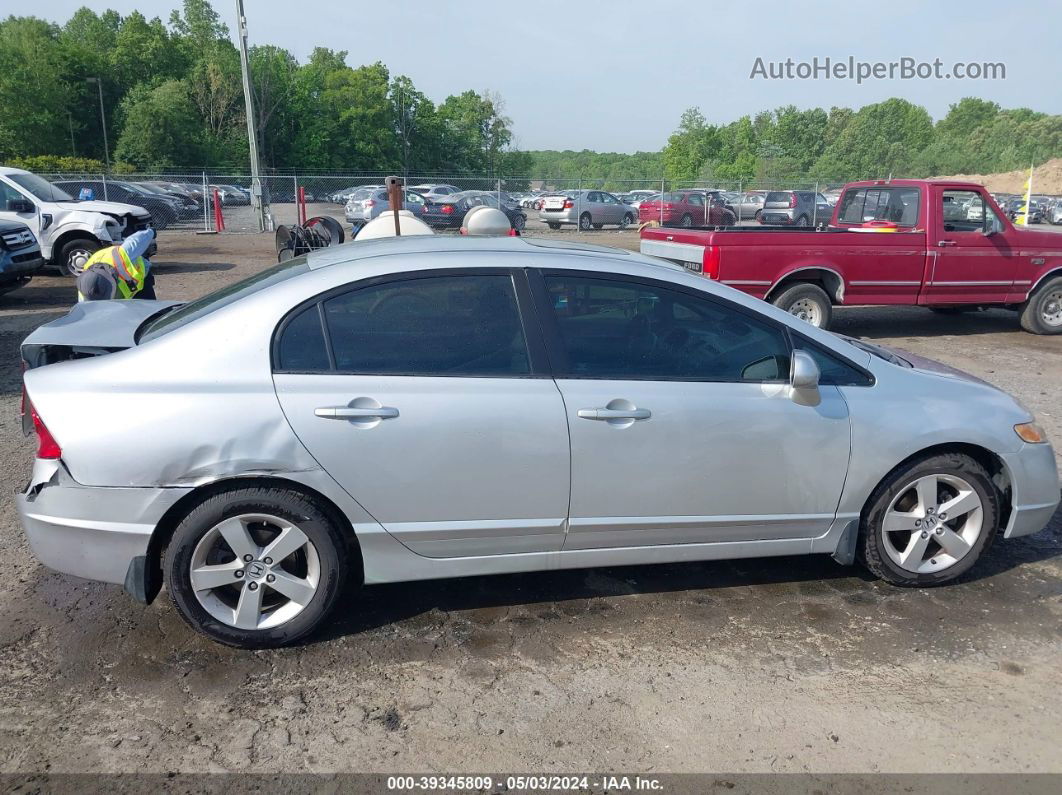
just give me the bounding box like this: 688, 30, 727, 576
640, 179, 1062, 335
638, 190, 737, 228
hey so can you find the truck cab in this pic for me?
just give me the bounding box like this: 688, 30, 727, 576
0, 167, 155, 276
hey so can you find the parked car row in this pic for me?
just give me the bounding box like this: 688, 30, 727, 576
343, 187, 528, 231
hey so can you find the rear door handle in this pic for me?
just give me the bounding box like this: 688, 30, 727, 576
315, 406, 399, 419
577, 408, 651, 421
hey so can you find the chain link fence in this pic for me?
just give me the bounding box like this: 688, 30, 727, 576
37, 172, 882, 234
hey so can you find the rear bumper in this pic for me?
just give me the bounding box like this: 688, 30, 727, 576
1001, 443, 1060, 538
16, 460, 191, 586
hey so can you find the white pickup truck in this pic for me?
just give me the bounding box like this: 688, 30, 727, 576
0, 167, 155, 276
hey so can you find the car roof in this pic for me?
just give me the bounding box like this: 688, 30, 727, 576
305, 234, 683, 274
0, 167, 31, 176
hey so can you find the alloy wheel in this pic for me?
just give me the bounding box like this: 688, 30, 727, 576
189, 513, 320, 630
881, 473, 984, 574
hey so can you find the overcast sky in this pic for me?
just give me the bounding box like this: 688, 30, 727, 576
15, 0, 1060, 152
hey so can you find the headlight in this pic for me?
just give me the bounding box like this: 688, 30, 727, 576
1014, 422, 1049, 444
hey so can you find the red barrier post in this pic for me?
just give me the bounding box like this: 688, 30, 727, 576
298, 186, 307, 226
212, 189, 225, 231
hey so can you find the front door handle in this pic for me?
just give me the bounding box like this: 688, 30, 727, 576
315, 406, 399, 420
938, 239, 956, 247
577, 408, 651, 421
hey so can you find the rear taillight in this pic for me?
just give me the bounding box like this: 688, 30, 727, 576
365, 199, 376, 207
789, 194, 797, 208
30, 404, 61, 459
664, 203, 674, 211
441, 205, 454, 214
563, 200, 573, 209
19, 360, 27, 418
703, 246, 721, 279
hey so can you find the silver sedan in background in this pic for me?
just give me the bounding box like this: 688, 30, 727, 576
539, 190, 638, 230
17, 236, 1059, 648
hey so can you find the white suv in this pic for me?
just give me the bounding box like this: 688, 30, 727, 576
0, 167, 155, 275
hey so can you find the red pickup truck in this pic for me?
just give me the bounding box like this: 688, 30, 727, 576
639, 179, 1062, 335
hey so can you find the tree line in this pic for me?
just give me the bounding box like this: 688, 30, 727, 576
1, 1, 1060, 186
0, 0, 531, 177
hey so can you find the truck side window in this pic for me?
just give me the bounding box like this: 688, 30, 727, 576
942, 190, 1003, 234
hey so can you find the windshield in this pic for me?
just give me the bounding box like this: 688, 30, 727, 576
138, 258, 310, 343
8, 173, 73, 202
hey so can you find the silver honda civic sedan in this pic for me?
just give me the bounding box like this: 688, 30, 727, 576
17, 236, 1059, 648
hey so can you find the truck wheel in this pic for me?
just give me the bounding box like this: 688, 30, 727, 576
1019, 276, 1062, 334
58, 237, 101, 277
772, 283, 833, 329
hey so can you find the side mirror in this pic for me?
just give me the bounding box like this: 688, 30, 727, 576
790, 350, 821, 406
7, 199, 34, 213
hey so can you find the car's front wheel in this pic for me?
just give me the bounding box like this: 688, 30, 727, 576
58, 237, 101, 277
859, 453, 998, 586
165, 486, 350, 648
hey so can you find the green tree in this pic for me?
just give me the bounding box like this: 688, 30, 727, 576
114, 79, 204, 169
0, 17, 71, 160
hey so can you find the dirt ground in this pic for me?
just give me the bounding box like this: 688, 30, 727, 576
0, 229, 1060, 776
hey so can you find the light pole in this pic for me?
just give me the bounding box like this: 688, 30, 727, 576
235, 0, 267, 231
85, 77, 109, 171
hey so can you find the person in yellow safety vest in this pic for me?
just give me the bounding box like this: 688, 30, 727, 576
76, 228, 157, 301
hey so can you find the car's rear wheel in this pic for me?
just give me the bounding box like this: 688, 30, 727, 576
680, 213, 693, 228
620, 213, 634, 229
796, 214, 810, 227
58, 237, 101, 277
770, 282, 833, 329
165, 486, 349, 648
1019, 276, 1062, 334
858, 453, 998, 586
512, 214, 526, 231
579, 213, 592, 231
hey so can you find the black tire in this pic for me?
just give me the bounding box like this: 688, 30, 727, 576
579, 213, 592, 231
592, 223, 604, 230
620, 213, 634, 229
547, 222, 561, 230
1019, 275, 1062, 334
858, 453, 999, 587
58, 236, 102, 277
754, 209, 762, 221
795, 214, 810, 227
512, 214, 526, 231
770, 282, 833, 329
164, 486, 350, 649
680, 213, 693, 228
721, 210, 737, 226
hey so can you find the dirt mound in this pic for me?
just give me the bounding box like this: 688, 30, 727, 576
932, 158, 1062, 194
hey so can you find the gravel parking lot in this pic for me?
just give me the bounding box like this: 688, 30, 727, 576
0, 229, 1060, 775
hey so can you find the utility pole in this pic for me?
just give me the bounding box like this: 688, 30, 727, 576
85, 77, 109, 171
235, 0, 266, 231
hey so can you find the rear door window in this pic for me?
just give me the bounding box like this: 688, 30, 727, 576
321, 274, 530, 376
